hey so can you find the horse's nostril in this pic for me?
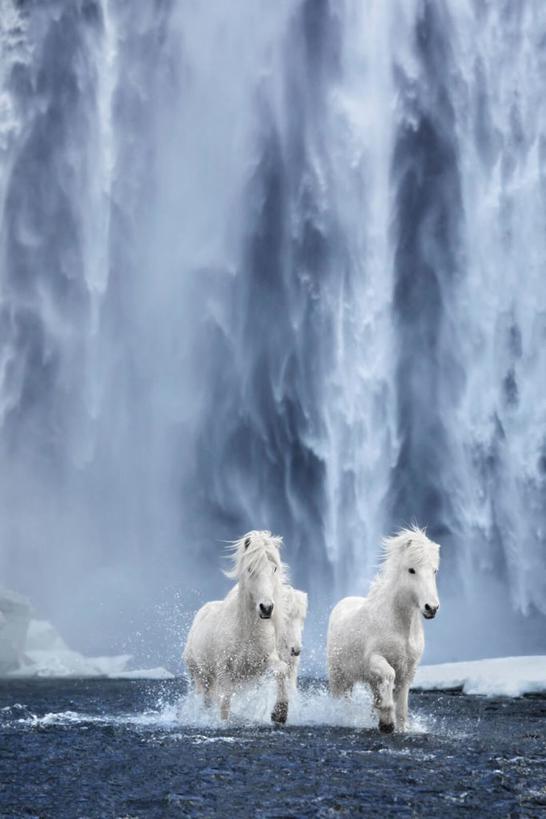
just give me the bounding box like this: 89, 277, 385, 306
291, 647, 301, 657
425, 604, 432, 612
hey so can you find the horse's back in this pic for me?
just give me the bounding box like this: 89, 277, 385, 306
328, 596, 365, 631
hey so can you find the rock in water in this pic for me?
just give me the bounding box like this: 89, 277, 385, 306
0, 589, 32, 674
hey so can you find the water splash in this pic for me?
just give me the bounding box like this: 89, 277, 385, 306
3, 681, 431, 734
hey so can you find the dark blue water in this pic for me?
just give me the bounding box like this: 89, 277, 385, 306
1, 679, 545, 817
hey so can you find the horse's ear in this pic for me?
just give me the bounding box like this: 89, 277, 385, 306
244, 537, 250, 550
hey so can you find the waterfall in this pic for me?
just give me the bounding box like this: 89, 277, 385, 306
0, 0, 544, 663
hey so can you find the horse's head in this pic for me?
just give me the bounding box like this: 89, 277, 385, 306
226, 530, 286, 619
383, 527, 441, 619
246, 553, 280, 620
283, 587, 308, 657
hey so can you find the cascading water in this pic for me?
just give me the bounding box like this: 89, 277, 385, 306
0, 0, 544, 665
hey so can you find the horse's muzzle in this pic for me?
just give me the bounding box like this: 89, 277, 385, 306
259, 603, 274, 619
423, 603, 439, 620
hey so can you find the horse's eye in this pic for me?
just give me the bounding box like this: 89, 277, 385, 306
273, 566, 277, 574
408, 568, 416, 575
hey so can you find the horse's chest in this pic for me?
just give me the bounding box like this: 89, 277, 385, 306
233, 645, 268, 677
402, 640, 422, 676
384, 638, 421, 681
407, 640, 422, 665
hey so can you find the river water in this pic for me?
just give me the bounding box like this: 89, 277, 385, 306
1, 679, 545, 817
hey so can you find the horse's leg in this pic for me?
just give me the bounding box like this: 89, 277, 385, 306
288, 658, 299, 692
394, 678, 410, 732
329, 666, 353, 699
218, 677, 233, 721
189, 665, 214, 710
368, 653, 396, 733
268, 652, 288, 678
219, 694, 231, 720
188, 663, 206, 703
271, 670, 289, 725
202, 677, 214, 709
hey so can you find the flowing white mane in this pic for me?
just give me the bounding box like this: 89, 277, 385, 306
368, 526, 440, 596
284, 586, 308, 620
224, 530, 288, 582
382, 526, 440, 567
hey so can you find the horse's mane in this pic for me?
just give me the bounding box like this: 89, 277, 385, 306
367, 525, 440, 598
224, 530, 288, 583
283, 586, 308, 620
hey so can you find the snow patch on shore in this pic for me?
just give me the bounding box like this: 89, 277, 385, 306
414, 656, 546, 697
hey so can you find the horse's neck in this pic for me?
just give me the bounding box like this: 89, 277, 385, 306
382, 582, 422, 641
233, 588, 254, 636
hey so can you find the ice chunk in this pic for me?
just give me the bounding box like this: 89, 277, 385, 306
25, 618, 69, 653
0, 588, 174, 679
10, 615, 132, 677
14, 649, 132, 678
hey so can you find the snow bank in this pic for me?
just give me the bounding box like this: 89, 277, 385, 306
11, 651, 173, 679
414, 656, 546, 697
0, 589, 173, 679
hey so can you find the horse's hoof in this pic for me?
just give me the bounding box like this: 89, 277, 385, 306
271, 702, 288, 725
379, 721, 395, 734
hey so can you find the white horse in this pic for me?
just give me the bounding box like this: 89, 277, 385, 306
183, 530, 293, 723
279, 586, 308, 690
327, 526, 440, 733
